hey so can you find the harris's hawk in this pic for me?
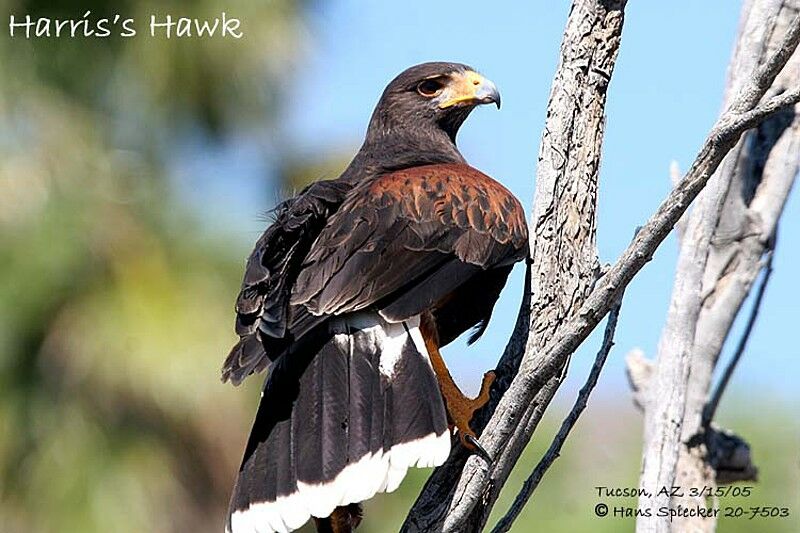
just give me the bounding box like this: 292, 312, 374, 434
223, 62, 528, 533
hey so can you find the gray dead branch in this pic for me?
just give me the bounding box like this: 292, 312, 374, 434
635, 1, 799, 532
402, 1, 800, 531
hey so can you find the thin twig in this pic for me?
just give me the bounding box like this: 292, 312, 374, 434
727, 85, 800, 132
490, 293, 625, 533
728, 13, 800, 113
702, 247, 776, 426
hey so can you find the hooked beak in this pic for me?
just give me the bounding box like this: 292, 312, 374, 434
438, 70, 501, 109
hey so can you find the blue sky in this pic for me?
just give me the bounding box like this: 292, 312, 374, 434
217, 1, 799, 406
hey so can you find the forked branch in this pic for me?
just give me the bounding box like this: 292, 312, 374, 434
404, 7, 800, 532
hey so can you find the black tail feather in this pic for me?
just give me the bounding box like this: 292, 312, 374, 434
226, 314, 449, 533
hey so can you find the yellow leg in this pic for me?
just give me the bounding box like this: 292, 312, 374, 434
420, 314, 495, 462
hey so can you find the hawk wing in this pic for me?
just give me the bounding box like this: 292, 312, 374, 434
290, 163, 527, 325
223, 163, 527, 385
222, 179, 351, 385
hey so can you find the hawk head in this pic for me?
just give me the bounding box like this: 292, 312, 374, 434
349, 62, 501, 174
368, 62, 501, 144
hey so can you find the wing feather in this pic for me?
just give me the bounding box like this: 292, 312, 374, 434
222, 179, 351, 384
224, 163, 528, 385
291, 163, 527, 322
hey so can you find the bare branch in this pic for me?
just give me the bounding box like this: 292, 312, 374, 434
404, 6, 800, 532
510, 12, 799, 408
727, 9, 800, 113
703, 248, 775, 425
403, 0, 625, 529
490, 294, 624, 533
439, 19, 799, 533
638, 3, 799, 531
728, 84, 800, 130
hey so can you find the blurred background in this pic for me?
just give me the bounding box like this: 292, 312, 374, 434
0, 0, 797, 532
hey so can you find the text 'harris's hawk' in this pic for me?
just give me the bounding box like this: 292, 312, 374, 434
222, 62, 528, 533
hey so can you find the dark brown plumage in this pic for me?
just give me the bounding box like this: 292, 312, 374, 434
224, 62, 528, 533
291, 163, 526, 335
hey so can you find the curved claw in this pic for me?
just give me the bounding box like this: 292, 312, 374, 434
463, 434, 493, 465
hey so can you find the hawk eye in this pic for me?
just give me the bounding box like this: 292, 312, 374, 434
417, 78, 444, 97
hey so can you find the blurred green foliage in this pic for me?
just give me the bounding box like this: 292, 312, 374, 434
1, 1, 797, 532
0, 0, 309, 531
